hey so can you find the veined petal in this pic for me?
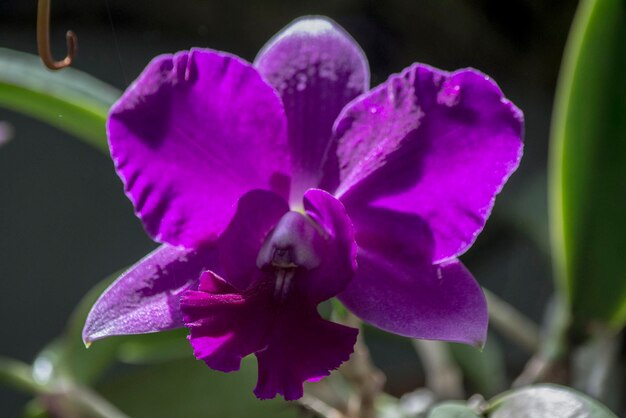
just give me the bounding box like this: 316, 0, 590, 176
83, 243, 219, 344
108, 48, 290, 248
218, 190, 289, 292
338, 207, 487, 346
181, 270, 357, 401
181, 271, 273, 373
334, 64, 523, 262
255, 16, 369, 202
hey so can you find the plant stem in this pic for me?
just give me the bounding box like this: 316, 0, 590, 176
513, 296, 571, 387
299, 394, 344, 418
70, 385, 129, 418
341, 314, 385, 418
412, 340, 464, 399
0, 357, 46, 395
484, 288, 541, 352
38, 380, 129, 418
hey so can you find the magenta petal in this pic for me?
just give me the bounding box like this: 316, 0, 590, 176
181, 271, 357, 399
254, 292, 357, 400
181, 271, 273, 373
334, 65, 524, 262
83, 243, 218, 344
301, 189, 357, 303
338, 207, 487, 346
108, 49, 290, 248
218, 190, 289, 291
255, 16, 369, 201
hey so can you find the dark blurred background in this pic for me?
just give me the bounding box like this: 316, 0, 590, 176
0, 0, 577, 416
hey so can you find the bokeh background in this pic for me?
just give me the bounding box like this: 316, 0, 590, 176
1, 1, 578, 416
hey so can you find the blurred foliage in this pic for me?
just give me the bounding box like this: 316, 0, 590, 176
0, 48, 118, 152
0, 357, 42, 396
97, 358, 298, 418
549, 0, 626, 329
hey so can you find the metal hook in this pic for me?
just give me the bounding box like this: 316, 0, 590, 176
37, 0, 78, 70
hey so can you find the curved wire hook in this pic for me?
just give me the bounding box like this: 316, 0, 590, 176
37, 0, 78, 70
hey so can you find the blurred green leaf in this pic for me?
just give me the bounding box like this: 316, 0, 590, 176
0, 48, 119, 152
114, 329, 191, 365
97, 357, 300, 418
488, 384, 617, 418
0, 357, 44, 395
549, 0, 626, 328
428, 402, 482, 418
20, 400, 53, 418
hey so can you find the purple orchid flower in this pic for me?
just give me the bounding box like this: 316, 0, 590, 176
83, 16, 523, 400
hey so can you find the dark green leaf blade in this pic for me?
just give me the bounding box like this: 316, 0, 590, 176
549, 0, 626, 328
0, 48, 120, 153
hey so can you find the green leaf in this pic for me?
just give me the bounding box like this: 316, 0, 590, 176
428, 402, 482, 418
488, 384, 617, 418
20, 400, 53, 418
0, 48, 120, 153
114, 329, 191, 365
97, 357, 300, 418
0, 357, 44, 395
549, 0, 626, 328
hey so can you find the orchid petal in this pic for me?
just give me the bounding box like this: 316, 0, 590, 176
83, 243, 218, 344
334, 65, 523, 262
254, 297, 357, 400
108, 48, 290, 248
302, 188, 357, 303
255, 16, 369, 202
218, 190, 289, 292
338, 207, 487, 346
181, 270, 357, 401
181, 271, 272, 373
